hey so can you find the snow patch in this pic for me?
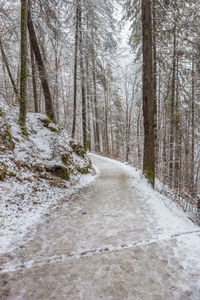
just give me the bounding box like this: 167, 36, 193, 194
0, 101, 97, 254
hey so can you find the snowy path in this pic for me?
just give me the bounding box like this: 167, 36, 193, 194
0, 154, 200, 299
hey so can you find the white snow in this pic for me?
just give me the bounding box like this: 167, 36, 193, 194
0, 172, 97, 255
0, 101, 96, 255
90, 154, 200, 287
1, 152, 200, 298
91, 153, 199, 234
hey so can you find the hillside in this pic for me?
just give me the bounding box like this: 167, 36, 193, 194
0, 100, 95, 254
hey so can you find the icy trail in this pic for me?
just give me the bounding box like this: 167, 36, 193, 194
0, 154, 200, 299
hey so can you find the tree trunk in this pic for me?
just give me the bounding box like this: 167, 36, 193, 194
104, 86, 109, 154
86, 54, 91, 151
27, 1, 55, 121
72, 0, 79, 138
174, 55, 180, 190
92, 33, 100, 152
152, 0, 158, 168
109, 108, 114, 154
85, 15, 91, 151
142, 0, 155, 187
137, 108, 141, 168
184, 115, 190, 189
19, 0, 28, 131
190, 55, 195, 196
78, 5, 87, 151
30, 42, 38, 113
169, 25, 177, 188
54, 47, 59, 122
162, 107, 167, 185
0, 37, 19, 102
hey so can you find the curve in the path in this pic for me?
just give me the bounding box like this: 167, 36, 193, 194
0, 154, 200, 300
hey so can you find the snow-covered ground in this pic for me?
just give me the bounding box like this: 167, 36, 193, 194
0, 100, 96, 255
0, 172, 96, 255
110, 156, 199, 233
90, 155, 200, 298
0, 154, 199, 299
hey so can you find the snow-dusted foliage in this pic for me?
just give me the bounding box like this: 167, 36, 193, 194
0, 100, 96, 254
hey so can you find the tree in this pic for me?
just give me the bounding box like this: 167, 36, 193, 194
19, 0, 28, 132
0, 37, 19, 102
27, 0, 55, 121
141, 0, 155, 187
72, 0, 80, 138
78, 2, 87, 151
30, 42, 38, 113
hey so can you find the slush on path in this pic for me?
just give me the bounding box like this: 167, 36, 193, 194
0, 154, 200, 299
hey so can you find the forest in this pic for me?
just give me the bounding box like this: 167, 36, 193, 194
6, 1, 200, 204
0, 0, 200, 298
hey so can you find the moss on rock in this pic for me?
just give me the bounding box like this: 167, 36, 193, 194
40, 118, 58, 132
1, 126, 15, 151
7, 172, 16, 177
77, 166, 90, 175
70, 140, 85, 158
32, 164, 44, 173
0, 163, 8, 181
61, 153, 72, 166
46, 165, 70, 181
40, 118, 51, 128
48, 126, 58, 132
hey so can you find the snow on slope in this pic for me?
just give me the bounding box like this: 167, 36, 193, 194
0, 101, 96, 254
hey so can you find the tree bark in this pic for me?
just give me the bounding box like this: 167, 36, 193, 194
19, 0, 28, 131
174, 55, 180, 190
190, 55, 195, 197
78, 5, 87, 151
104, 84, 109, 154
27, 1, 55, 121
86, 39, 91, 151
30, 42, 38, 113
137, 111, 141, 167
142, 0, 155, 187
169, 25, 177, 188
0, 37, 19, 102
92, 32, 100, 152
152, 0, 158, 168
72, 0, 80, 138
